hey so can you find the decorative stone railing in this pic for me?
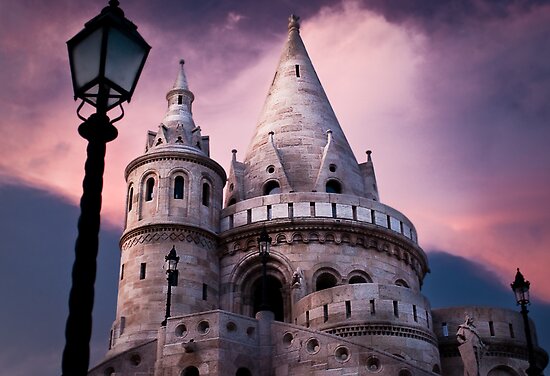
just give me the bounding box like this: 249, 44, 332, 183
220, 193, 417, 244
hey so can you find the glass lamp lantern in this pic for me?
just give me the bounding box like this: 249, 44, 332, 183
165, 246, 180, 273
67, 0, 150, 112
258, 228, 272, 257
511, 268, 530, 305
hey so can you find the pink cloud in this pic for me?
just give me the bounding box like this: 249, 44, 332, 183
1, 1, 549, 303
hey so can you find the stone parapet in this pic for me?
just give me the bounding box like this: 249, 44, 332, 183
220, 192, 418, 244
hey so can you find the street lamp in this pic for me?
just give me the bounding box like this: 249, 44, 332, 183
162, 246, 180, 327
511, 268, 542, 376
258, 227, 272, 311
62, 1, 150, 375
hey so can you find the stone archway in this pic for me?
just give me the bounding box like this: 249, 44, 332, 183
229, 251, 293, 323
487, 366, 520, 376
251, 275, 284, 321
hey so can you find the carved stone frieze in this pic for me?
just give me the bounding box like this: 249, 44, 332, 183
120, 225, 217, 250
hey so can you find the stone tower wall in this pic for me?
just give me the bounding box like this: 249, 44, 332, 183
108, 148, 225, 355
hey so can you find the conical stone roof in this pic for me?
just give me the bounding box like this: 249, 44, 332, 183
242, 15, 364, 198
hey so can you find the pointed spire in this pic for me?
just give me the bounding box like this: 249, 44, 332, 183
288, 14, 300, 33
360, 150, 380, 201
172, 59, 189, 90
242, 15, 364, 198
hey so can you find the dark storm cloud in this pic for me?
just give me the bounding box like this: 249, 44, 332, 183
0, 185, 120, 376
424, 251, 550, 353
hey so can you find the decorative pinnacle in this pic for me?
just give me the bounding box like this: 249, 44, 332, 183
179, 59, 185, 66
288, 14, 300, 32
366, 150, 372, 162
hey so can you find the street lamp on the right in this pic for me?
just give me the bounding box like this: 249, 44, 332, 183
511, 268, 542, 376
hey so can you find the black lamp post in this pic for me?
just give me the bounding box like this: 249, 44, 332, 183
511, 268, 542, 376
162, 246, 180, 327
258, 227, 272, 311
62, 1, 150, 375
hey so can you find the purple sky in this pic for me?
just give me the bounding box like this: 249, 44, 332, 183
1, 0, 549, 374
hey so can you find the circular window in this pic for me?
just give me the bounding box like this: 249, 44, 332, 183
306, 338, 320, 354
334, 346, 350, 362
267, 165, 275, 173
366, 356, 381, 372
329, 164, 337, 172
175, 324, 187, 337
226, 321, 237, 332
197, 320, 210, 335
282, 332, 294, 346
129, 353, 141, 366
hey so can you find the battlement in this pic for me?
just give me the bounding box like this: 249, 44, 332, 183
220, 192, 418, 244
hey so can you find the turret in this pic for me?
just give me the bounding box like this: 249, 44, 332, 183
110, 61, 226, 355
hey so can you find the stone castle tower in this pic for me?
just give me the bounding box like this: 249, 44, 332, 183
89, 16, 547, 376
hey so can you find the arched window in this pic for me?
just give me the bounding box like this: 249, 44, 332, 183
395, 279, 409, 288
263, 180, 281, 195
202, 183, 210, 206
174, 176, 184, 199
325, 179, 342, 193
181, 366, 199, 376
145, 177, 155, 201
127, 186, 134, 212
316, 272, 338, 291
236, 368, 252, 376
349, 275, 367, 284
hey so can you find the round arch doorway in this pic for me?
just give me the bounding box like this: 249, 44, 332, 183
251, 275, 284, 321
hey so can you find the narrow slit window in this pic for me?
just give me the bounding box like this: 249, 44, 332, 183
393, 301, 399, 317
247, 209, 252, 224
345, 301, 351, 319
386, 215, 391, 228
202, 283, 208, 301
310, 202, 315, 216
288, 203, 294, 218
370, 299, 376, 315
442, 322, 449, 337
177, 95, 183, 104
120, 264, 124, 280
145, 178, 155, 201
323, 304, 328, 322
127, 187, 133, 212
306, 311, 310, 327
489, 321, 495, 336
295, 64, 300, 77
413, 305, 418, 322
370, 210, 376, 224
509, 323, 515, 338
352, 206, 357, 220
202, 183, 210, 206
426, 310, 430, 328
140, 263, 146, 280
229, 214, 234, 229
267, 205, 272, 220
174, 176, 184, 199
331, 203, 337, 218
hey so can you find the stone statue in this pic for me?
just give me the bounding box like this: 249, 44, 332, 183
291, 267, 306, 301
456, 315, 485, 376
